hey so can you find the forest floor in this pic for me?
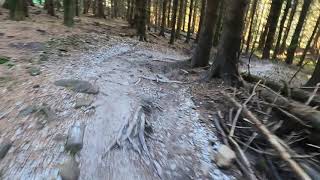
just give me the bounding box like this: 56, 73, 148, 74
0, 7, 311, 180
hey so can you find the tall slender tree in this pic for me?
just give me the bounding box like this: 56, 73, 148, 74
9, 0, 28, 21
212, 0, 224, 46
167, 0, 172, 26
286, 0, 312, 64
245, 0, 259, 54
185, 0, 195, 43
136, 0, 148, 41
159, 0, 168, 36
176, 0, 185, 38
191, 0, 199, 33
169, 0, 179, 44
279, 0, 297, 53
306, 55, 320, 86
262, 0, 283, 59
63, 0, 75, 26
47, 0, 55, 16
191, 0, 220, 67
95, 0, 105, 18
297, 14, 320, 66
209, 0, 248, 85
272, 0, 292, 59
196, 0, 206, 42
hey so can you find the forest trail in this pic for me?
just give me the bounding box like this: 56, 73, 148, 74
0, 31, 230, 179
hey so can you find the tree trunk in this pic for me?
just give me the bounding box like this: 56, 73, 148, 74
306, 55, 320, 86
129, 0, 135, 26
169, 0, 179, 44
63, 0, 75, 27
167, 0, 172, 27
286, 0, 312, 64
75, 0, 79, 16
159, 0, 168, 36
9, 0, 28, 21
245, 0, 258, 54
155, 0, 159, 31
272, 0, 292, 59
262, 0, 283, 59
185, 0, 194, 43
95, 0, 105, 18
191, 0, 198, 33
212, 0, 224, 46
279, 0, 297, 54
182, 0, 187, 31
83, 0, 91, 14
191, 0, 220, 67
196, 0, 206, 42
298, 17, 320, 66
146, 0, 151, 30
209, 0, 248, 86
136, 0, 148, 41
47, 0, 55, 16
175, 0, 185, 38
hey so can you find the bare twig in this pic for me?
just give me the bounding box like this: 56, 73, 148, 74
222, 92, 311, 180
306, 83, 320, 105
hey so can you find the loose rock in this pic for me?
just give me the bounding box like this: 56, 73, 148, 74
54, 79, 99, 94
0, 140, 12, 160
74, 96, 93, 109
28, 67, 41, 76
59, 156, 80, 180
214, 145, 236, 168
65, 122, 85, 154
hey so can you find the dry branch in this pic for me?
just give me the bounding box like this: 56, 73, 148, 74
222, 92, 311, 180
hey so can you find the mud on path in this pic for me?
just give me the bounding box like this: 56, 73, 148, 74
0, 33, 231, 180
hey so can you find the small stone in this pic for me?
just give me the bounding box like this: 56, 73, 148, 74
0, 140, 12, 159
213, 145, 236, 168
33, 84, 40, 88
28, 67, 41, 76
59, 156, 80, 180
54, 79, 99, 94
65, 122, 85, 154
74, 97, 93, 109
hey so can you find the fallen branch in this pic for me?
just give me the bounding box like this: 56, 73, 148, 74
222, 92, 311, 180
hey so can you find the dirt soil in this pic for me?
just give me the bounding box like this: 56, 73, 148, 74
0, 6, 308, 180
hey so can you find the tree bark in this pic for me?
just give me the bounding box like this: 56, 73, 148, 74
272, 0, 292, 59
83, 0, 91, 14
212, 0, 224, 46
167, 0, 172, 27
209, 0, 248, 86
191, 0, 198, 33
169, 0, 179, 44
195, 0, 206, 42
159, 0, 168, 36
9, 0, 28, 21
63, 0, 75, 27
47, 0, 55, 16
244, 0, 258, 54
95, 0, 105, 18
191, 0, 220, 67
136, 0, 148, 41
175, 0, 185, 38
306, 55, 320, 86
298, 14, 320, 66
185, 0, 194, 43
262, 0, 283, 59
286, 0, 312, 64
279, 0, 297, 54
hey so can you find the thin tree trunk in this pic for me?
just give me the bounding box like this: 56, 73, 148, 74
9, 0, 28, 21
286, 0, 312, 64
167, 0, 172, 26
169, 0, 179, 44
146, 0, 151, 30
95, 0, 105, 18
209, 0, 248, 86
63, 0, 75, 26
176, 0, 185, 38
297, 14, 320, 66
136, 0, 148, 41
83, 0, 91, 14
272, 0, 292, 59
191, 0, 220, 67
280, 0, 297, 53
155, 0, 159, 31
159, 0, 168, 36
191, 0, 198, 33
245, 0, 259, 54
262, 0, 283, 59
196, 0, 206, 42
306, 55, 320, 86
182, 0, 187, 31
75, 0, 79, 16
212, 0, 224, 46
185, 0, 194, 43
47, 0, 55, 16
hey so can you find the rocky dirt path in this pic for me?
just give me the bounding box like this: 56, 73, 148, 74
0, 34, 230, 179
